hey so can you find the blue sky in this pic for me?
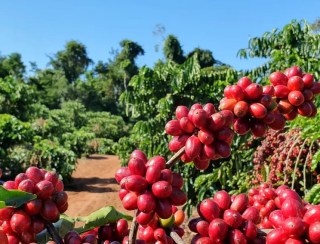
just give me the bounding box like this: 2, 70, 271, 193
0, 1, 319, 72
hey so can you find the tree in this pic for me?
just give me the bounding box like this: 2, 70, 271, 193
28, 69, 69, 109
187, 48, 215, 68
73, 72, 118, 113
163, 35, 185, 64
0, 52, 25, 79
112, 40, 145, 93
49, 41, 92, 83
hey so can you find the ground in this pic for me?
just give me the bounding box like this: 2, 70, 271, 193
65, 155, 130, 218
64, 155, 194, 242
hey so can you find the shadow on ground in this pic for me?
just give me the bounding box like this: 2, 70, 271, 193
65, 177, 117, 193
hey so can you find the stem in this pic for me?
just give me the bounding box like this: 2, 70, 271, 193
291, 139, 308, 189
128, 211, 138, 244
166, 146, 185, 168
283, 135, 301, 184
45, 222, 63, 244
304, 141, 315, 195
170, 229, 185, 244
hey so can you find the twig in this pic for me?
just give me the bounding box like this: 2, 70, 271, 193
283, 135, 301, 183
128, 211, 139, 244
291, 139, 307, 189
45, 221, 63, 244
304, 141, 315, 195
166, 146, 185, 168
170, 229, 185, 244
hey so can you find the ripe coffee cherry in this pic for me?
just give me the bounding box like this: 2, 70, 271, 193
23, 199, 42, 215
26, 167, 43, 184
10, 210, 31, 234
35, 180, 54, 199
41, 199, 60, 222
152, 181, 172, 198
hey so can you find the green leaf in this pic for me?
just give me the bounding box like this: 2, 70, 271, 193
0, 186, 36, 208
311, 150, 320, 171
74, 206, 133, 234
305, 184, 320, 204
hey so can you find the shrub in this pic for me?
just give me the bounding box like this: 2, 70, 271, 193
30, 139, 77, 181
62, 130, 96, 157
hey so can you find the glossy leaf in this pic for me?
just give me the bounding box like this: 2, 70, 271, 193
0, 186, 36, 208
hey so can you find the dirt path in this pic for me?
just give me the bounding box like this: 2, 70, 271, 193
64, 155, 130, 218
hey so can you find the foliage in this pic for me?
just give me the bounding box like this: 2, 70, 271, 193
186, 48, 215, 68
73, 73, 117, 112
238, 20, 320, 82
163, 35, 185, 64
61, 130, 96, 158
0, 114, 33, 150
49, 40, 92, 83
0, 77, 35, 121
0, 52, 25, 80
30, 139, 77, 181
28, 69, 69, 109
84, 111, 128, 140
0, 186, 36, 209
86, 138, 115, 155
305, 183, 320, 204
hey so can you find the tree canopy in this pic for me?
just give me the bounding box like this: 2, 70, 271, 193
49, 41, 92, 83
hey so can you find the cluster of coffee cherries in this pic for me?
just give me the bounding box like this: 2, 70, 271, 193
189, 182, 320, 243
189, 190, 265, 243
221, 77, 284, 137
219, 66, 320, 138
0, 167, 67, 243
166, 103, 235, 170
269, 66, 319, 120
248, 183, 320, 244
115, 150, 187, 242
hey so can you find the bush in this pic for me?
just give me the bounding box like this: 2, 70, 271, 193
62, 130, 96, 157
0, 77, 35, 121
30, 139, 77, 181
0, 114, 33, 149
4, 145, 32, 179
84, 112, 128, 141
0, 114, 34, 179
86, 138, 115, 155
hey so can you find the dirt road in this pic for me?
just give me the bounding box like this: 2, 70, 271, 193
64, 155, 130, 218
